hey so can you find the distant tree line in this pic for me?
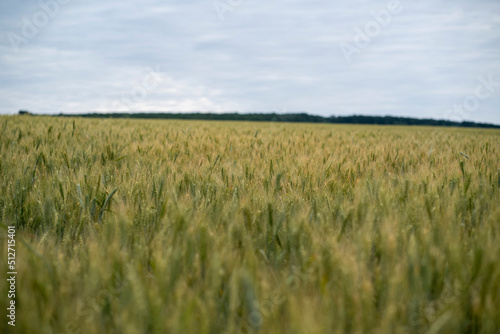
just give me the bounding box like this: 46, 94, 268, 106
18, 110, 500, 129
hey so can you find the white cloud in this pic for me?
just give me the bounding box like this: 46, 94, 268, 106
0, 0, 499, 124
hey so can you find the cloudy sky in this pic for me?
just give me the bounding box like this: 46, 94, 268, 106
1, 0, 499, 124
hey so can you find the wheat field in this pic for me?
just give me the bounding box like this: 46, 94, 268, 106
1, 115, 499, 334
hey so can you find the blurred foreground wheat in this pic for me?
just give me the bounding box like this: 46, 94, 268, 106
0, 116, 499, 334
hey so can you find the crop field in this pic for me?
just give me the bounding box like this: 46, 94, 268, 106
1, 115, 499, 334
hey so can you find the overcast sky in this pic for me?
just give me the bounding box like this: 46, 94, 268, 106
1, 0, 499, 124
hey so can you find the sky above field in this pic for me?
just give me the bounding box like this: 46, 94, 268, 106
0, 0, 499, 124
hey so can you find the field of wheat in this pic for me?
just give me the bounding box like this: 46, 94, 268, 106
0, 115, 499, 334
